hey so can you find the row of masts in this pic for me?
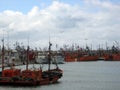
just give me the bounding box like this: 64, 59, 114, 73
1, 38, 53, 74
1, 41, 120, 59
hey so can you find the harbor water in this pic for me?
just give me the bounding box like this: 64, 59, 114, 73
0, 61, 120, 90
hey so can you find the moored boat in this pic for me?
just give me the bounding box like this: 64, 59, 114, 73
0, 40, 63, 86
78, 55, 98, 61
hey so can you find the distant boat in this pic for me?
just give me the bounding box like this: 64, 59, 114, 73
78, 55, 98, 61
103, 53, 120, 61
52, 55, 65, 64
36, 53, 49, 64
36, 52, 65, 64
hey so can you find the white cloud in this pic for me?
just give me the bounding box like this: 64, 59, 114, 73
28, 6, 39, 17
0, 0, 120, 49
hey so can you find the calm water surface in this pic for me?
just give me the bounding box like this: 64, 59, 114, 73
0, 61, 120, 90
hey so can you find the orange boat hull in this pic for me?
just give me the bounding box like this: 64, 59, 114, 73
78, 56, 98, 61
0, 69, 63, 86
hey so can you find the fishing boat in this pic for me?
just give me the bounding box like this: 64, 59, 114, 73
64, 52, 78, 62
52, 55, 64, 64
78, 55, 98, 61
0, 40, 63, 86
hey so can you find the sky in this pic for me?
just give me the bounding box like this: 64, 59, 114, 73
0, 0, 120, 50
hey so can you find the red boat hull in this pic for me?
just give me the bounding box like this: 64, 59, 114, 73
0, 69, 63, 86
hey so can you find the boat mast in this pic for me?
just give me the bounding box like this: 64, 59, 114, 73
2, 38, 4, 75
26, 46, 29, 71
7, 31, 10, 66
48, 41, 52, 71
26, 32, 30, 71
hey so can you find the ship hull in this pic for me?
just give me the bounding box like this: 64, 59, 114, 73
0, 69, 62, 86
